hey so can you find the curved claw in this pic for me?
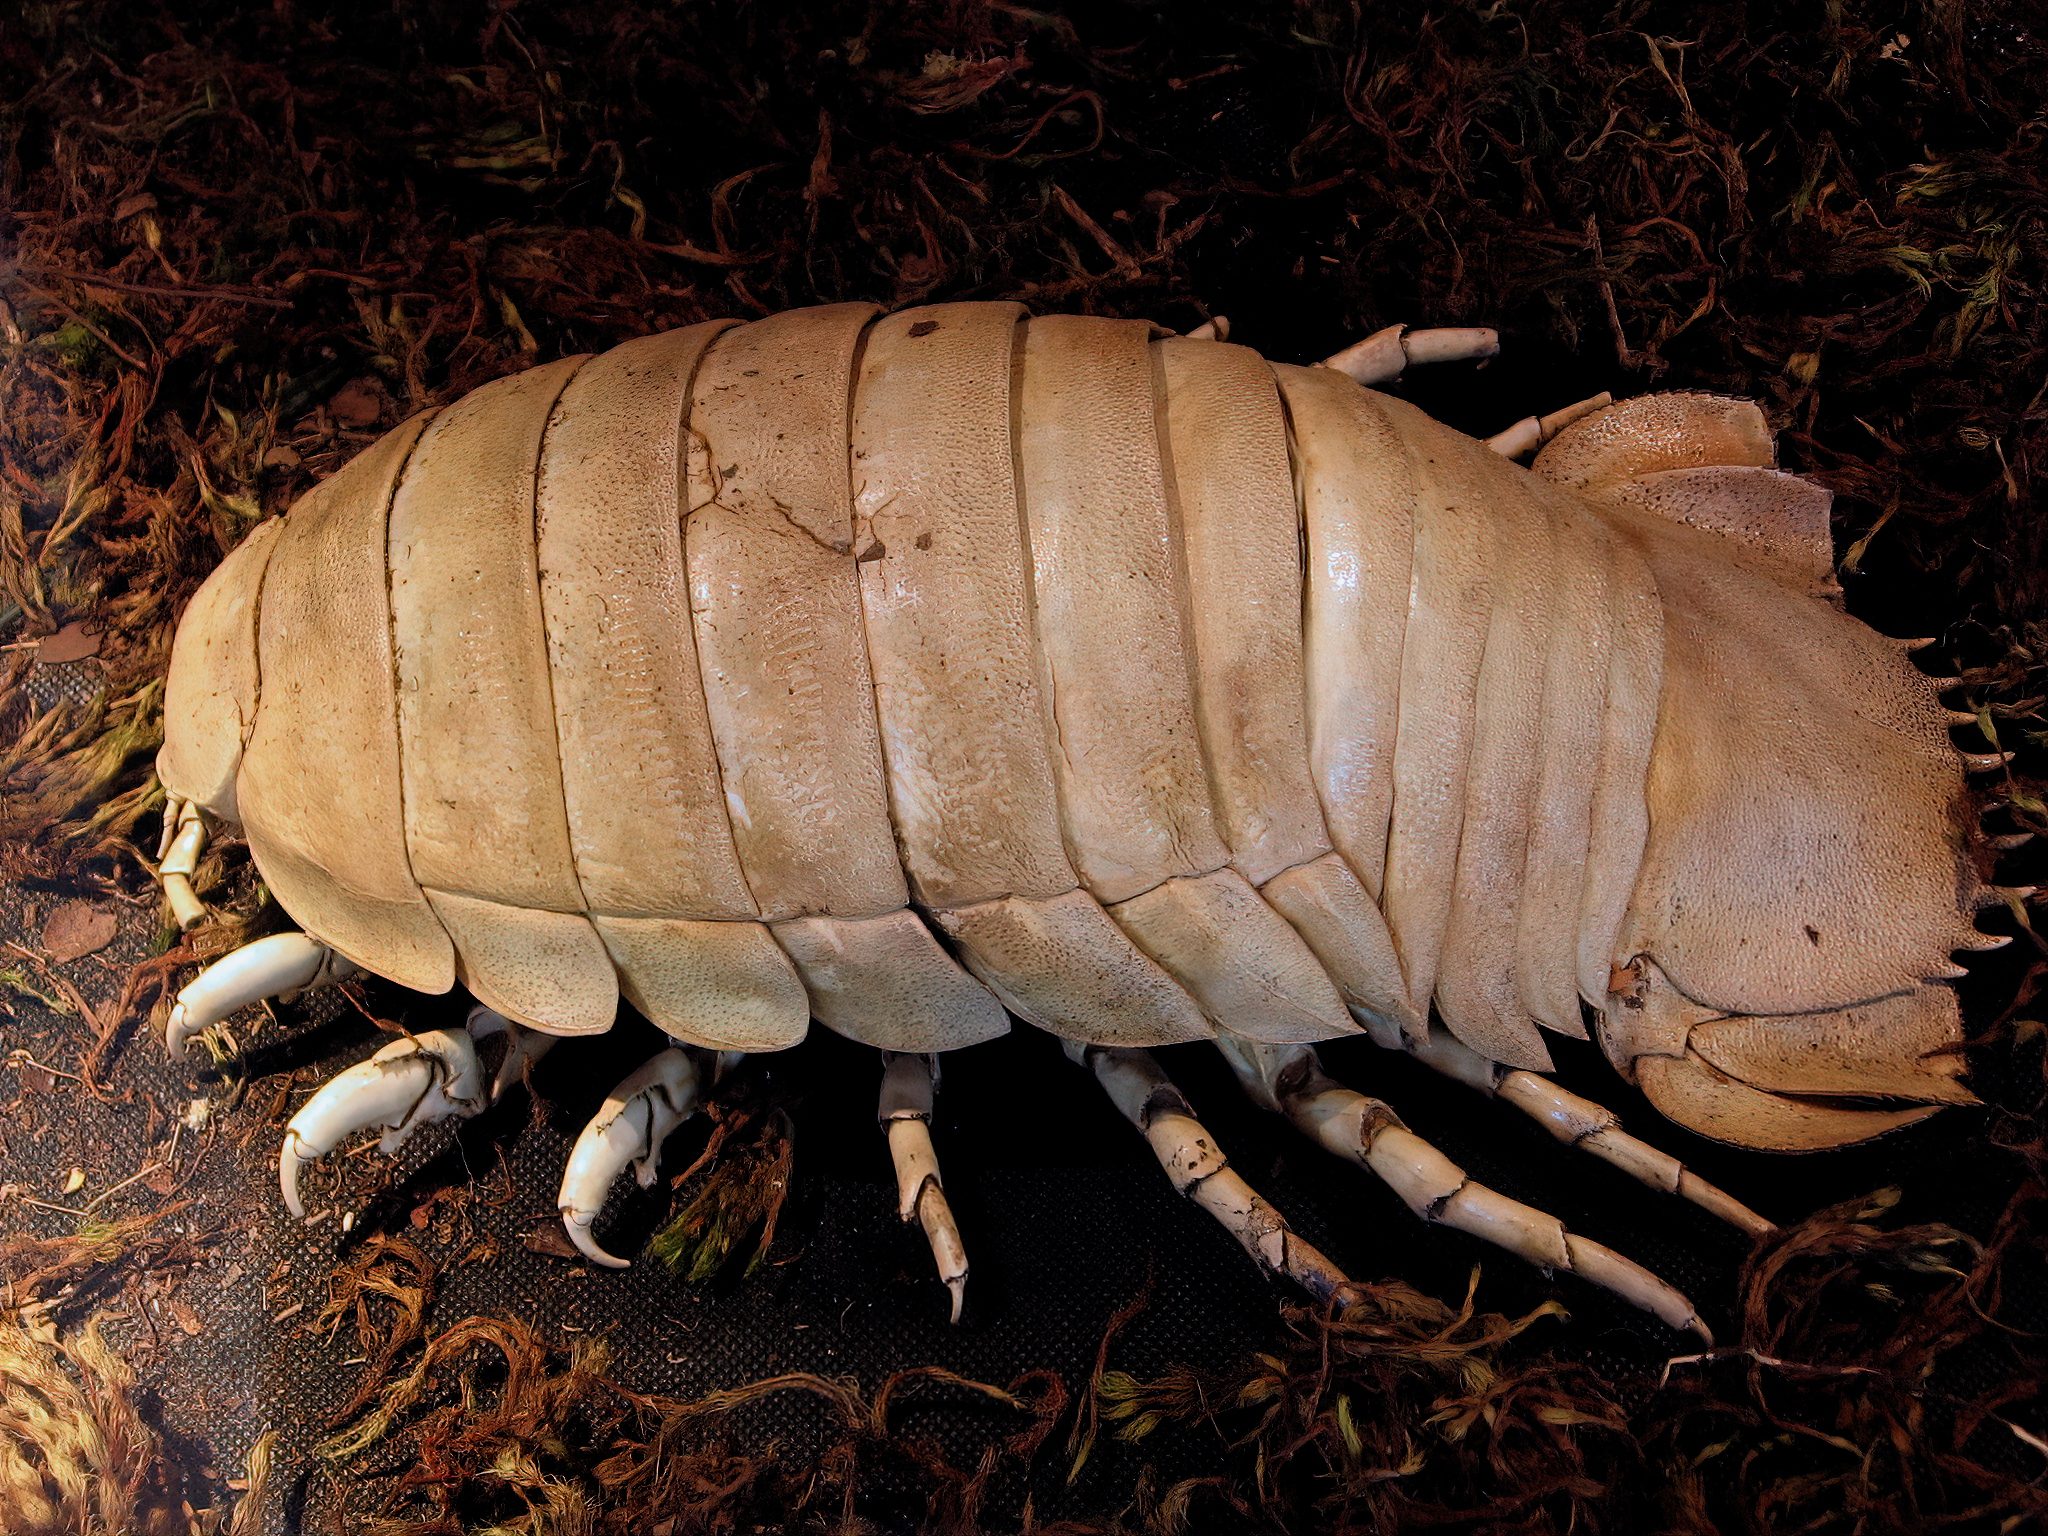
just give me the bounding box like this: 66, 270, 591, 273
557, 1048, 701, 1269
278, 1028, 484, 1218
168, 933, 360, 1058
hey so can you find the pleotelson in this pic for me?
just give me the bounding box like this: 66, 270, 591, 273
227, 303, 1646, 1057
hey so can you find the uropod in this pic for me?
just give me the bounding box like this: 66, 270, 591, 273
154, 303, 2001, 1335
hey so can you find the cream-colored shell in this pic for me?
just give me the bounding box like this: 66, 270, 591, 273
157, 306, 1984, 1150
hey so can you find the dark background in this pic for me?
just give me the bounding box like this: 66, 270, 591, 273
2, 3, 2045, 1532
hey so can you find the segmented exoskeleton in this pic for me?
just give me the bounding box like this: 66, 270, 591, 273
155, 303, 1997, 1332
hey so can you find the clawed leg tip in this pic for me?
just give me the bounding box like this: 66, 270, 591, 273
165, 932, 354, 1064
279, 1147, 309, 1221
270, 1029, 484, 1225
564, 1214, 631, 1270
555, 1048, 700, 1273
881, 1055, 973, 1326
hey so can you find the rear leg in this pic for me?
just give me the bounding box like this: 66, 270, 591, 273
1219, 1038, 1710, 1341
879, 1052, 969, 1322
1386, 1024, 1773, 1238
1070, 1043, 1354, 1307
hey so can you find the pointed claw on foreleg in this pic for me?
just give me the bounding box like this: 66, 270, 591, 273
278, 1027, 485, 1219
880, 1052, 968, 1323
168, 932, 361, 1058
557, 1048, 701, 1269
1221, 1039, 1711, 1341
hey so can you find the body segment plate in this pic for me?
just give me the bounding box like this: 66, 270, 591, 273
535, 321, 754, 919
851, 302, 1075, 907
239, 420, 454, 993
389, 356, 619, 1032
1016, 315, 1229, 902
685, 306, 908, 921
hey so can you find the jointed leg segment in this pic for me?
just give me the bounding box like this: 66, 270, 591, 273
1389, 1026, 1773, 1238
1072, 1043, 1355, 1308
167, 931, 361, 1057
157, 796, 210, 931
1219, 1038, 1712, 1341
469, 1004, 559, 1099
1321, 324, 1500, 386
880, 1052, 969, 1322
1484, 393, 1614, 458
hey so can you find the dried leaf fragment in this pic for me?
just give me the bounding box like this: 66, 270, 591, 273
42, 901, 118, 962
